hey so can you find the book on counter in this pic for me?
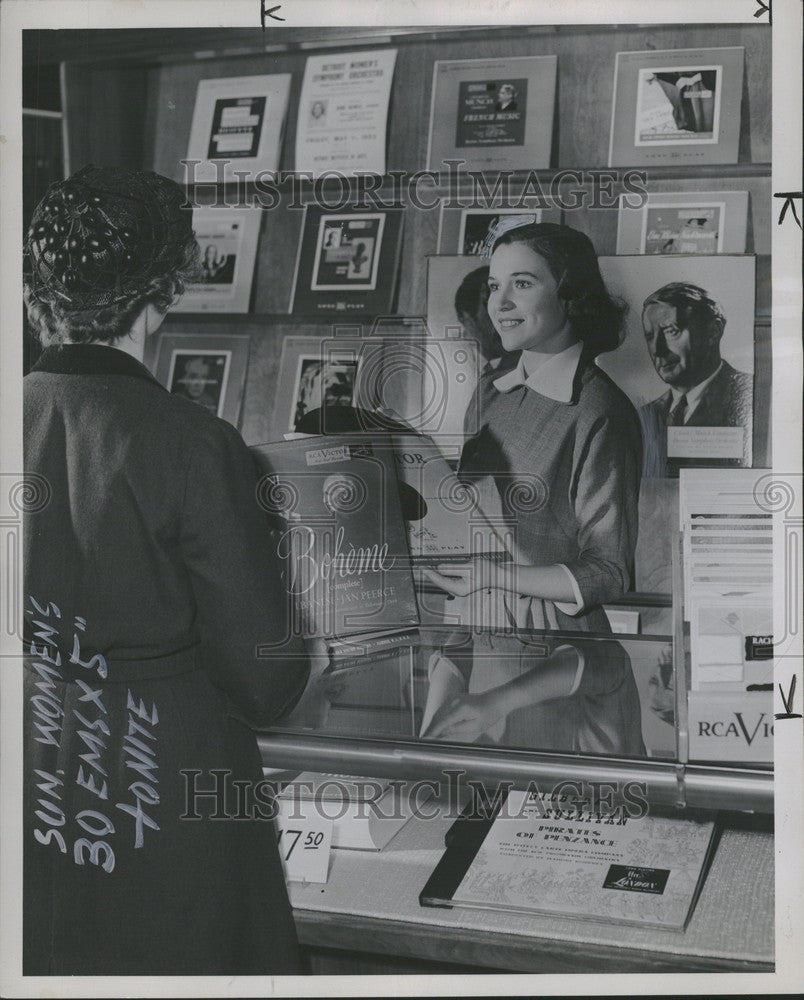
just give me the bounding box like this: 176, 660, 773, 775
427, 55, 557, 172
420, 788, 716, 930
289, 205, 404, 316
279, 771, 433, 851
250, 435, 418, 639
186, 73, 291, 183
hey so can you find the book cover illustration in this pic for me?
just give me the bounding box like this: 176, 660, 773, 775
251, 437, 418, 638
290, 206, 404, 315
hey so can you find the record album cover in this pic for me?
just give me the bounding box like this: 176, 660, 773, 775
250, 436, 418, 638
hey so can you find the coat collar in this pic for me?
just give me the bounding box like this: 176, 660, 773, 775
31, 343, 165, 389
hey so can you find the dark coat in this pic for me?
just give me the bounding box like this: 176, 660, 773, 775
23, 343, 308, 975
639, 361, 754, 477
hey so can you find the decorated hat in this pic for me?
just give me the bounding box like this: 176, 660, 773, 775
25, 165, 194, 310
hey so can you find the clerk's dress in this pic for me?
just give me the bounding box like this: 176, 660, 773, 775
459, 344, 642, 634
23, 344, 308, 975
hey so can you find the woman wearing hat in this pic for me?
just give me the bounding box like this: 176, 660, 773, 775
23, 166, 309, 975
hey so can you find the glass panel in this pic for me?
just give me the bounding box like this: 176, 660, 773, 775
271, 626, 677, 762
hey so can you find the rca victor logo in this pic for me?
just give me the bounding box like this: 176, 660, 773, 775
602, 864, 670, 895
697, 712, 773, 745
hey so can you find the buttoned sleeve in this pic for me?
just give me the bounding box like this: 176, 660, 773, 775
561, 394, 642, 613
179, 416, 309, 728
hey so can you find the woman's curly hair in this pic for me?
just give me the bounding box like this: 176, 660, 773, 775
491, 222, 626, 355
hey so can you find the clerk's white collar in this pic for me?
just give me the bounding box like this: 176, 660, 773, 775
492, 341, 584, 403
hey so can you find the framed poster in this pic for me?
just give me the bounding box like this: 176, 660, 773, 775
175, 207, 262, 313
153, 331, 250, 428
617, 191, 749, 254
438, 205, 563, 255
427, 55, 557, 172
608, 48, 744, 166
289, 206, 404, 316
186, 74, 291, 183
596, 255, 756, 476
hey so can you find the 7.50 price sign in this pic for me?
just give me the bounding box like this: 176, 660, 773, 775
275, 800, 333, 884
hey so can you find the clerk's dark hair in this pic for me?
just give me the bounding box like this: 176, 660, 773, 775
491, 222, 626, 355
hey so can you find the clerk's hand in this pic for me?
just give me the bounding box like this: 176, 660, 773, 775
423, 691, 507, 742
421, 557, 507, 598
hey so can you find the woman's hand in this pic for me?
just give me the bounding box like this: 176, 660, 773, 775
422, 691, 507, 742
420, 558, 510, 598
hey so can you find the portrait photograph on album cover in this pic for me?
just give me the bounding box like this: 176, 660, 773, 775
166, 349, 231, 417
175, 207, 262, 313
153, 331, 251, 428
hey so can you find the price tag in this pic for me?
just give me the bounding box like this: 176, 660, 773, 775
274, 798, 333, 884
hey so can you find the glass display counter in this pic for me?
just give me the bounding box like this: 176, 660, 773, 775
258, 622, 773, 813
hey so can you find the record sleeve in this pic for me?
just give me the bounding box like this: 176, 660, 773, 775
289, 206, 404, 316
250, 436, 418, 638
186, 73, 291, 183
608, 48, 744, 167
617, 191, 749, 255
175, 207, 262, 313
427, 56, 557, 172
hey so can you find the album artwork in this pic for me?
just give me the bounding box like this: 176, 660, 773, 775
609, 48, 744, 166
250, 436, 418, 638
427, 56, 557, 172
617, 192, 749, 255
175, 207, 262, 312
436, 206, 562, 255
152, 331, 251, 428
186, 73, 291, 183
290, 207, 404, 315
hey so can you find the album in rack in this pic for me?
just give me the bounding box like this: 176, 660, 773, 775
185, 73, 291, 183
427, 55, 557, 172
289, 206, 404, 316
